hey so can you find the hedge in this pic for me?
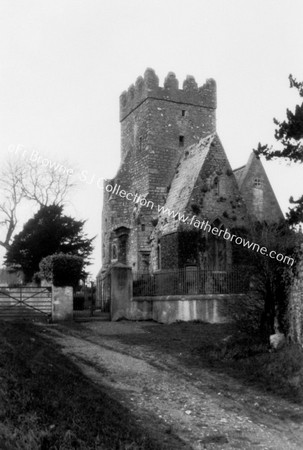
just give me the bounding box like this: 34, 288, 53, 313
39, 253, 84, 287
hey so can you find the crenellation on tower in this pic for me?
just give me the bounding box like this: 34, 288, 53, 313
119, 68, 217, 121
128, 84, 135, 99
144, 67, 159, 90
182, 75, 198, 91
163, 72, 179, 91
135, 75, 144, 92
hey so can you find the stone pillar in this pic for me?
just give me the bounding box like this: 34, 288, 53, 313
52, 286, 73, 322
110, 263, 132, 321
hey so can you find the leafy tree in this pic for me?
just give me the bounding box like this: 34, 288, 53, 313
5, 205, 94, 282
254, 75, 303, 225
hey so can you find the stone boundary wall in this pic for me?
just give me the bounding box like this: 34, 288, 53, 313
130, 294, 246, 324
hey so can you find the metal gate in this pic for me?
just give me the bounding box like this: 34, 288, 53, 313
0, 286, 52, 320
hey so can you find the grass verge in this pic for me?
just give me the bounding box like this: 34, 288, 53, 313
105, 321, 303, 404
0, 320, 184, 450
196, 329, 303, 402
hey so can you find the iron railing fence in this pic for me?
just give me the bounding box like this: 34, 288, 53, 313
133, 267, 251, 297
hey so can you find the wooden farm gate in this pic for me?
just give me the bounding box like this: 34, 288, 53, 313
0, 286, 52, 320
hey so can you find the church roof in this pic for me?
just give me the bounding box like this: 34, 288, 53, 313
233, 153, 259, 189
234, 152, 284, 222
233, 164, 246, 187
157, 133, 215, 234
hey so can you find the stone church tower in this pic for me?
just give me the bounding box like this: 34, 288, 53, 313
102, 68, 217, 271
101, 68, 283, 273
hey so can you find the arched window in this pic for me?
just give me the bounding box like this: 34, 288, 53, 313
213, 177, 220, 195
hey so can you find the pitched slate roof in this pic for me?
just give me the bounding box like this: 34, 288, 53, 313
233, 164, 246, 187
157, 133, 215, 234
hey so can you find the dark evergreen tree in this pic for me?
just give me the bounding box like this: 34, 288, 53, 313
5, 205, 94, 282
229, 220, 301, 341
255, 75, 303, 225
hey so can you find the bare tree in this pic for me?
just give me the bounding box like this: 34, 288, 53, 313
0, 153, 76, 251
21, 158, 74, 206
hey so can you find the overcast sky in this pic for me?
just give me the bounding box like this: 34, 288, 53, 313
0, 0, 302, 276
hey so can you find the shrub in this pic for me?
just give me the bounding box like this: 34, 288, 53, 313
32, 272, 42, 286
226, 292, 265, 335
39, 253, 84, 287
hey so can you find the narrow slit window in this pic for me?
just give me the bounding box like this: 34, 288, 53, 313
182, 110, 186, 117
179, 135, 184, 147
139, 137, 142, 151
141, 224, 145, 231
214, 177, 219, 195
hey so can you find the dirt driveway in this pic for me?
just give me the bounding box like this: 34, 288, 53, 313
44, 320, 303, 449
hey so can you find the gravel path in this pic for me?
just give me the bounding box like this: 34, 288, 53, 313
44, 321, 303, 449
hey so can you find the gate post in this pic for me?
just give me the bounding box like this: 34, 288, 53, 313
52, 286, 73, 322
110, 263, 132, 321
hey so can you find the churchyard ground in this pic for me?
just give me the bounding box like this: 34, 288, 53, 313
2, 319, 303, 449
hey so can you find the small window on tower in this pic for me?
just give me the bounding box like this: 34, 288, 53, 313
141, 224, 145, 231
139, 137, 142, 151
179, 135, 184, 147
182, 110, 186, 117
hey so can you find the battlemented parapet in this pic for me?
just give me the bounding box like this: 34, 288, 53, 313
120, 68, 216, 121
